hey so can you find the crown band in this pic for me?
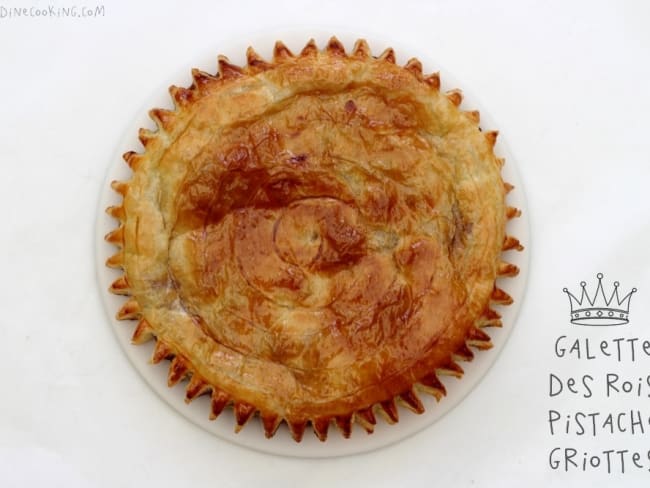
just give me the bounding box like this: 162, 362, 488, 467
571, 308, 629, 326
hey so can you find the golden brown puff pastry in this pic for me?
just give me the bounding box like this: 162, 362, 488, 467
105, 37, 523, 442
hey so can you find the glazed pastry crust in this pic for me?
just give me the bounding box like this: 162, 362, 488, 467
106, 38, 522, 441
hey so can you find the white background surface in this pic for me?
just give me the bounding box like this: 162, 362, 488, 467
1, 0, 649, 487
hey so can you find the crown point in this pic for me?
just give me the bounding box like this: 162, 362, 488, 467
562, 288, 568, 292
580, 281, 586, 287
614, 281, 620, 287
632, 288, 638, 293
597, 273, 604, 279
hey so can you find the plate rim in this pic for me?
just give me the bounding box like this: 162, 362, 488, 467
94, 28, 531, 459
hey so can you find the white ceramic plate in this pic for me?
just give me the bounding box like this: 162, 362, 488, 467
95, 29, 530, 458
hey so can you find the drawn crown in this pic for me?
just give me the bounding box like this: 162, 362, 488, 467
563, 273, 637, 326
